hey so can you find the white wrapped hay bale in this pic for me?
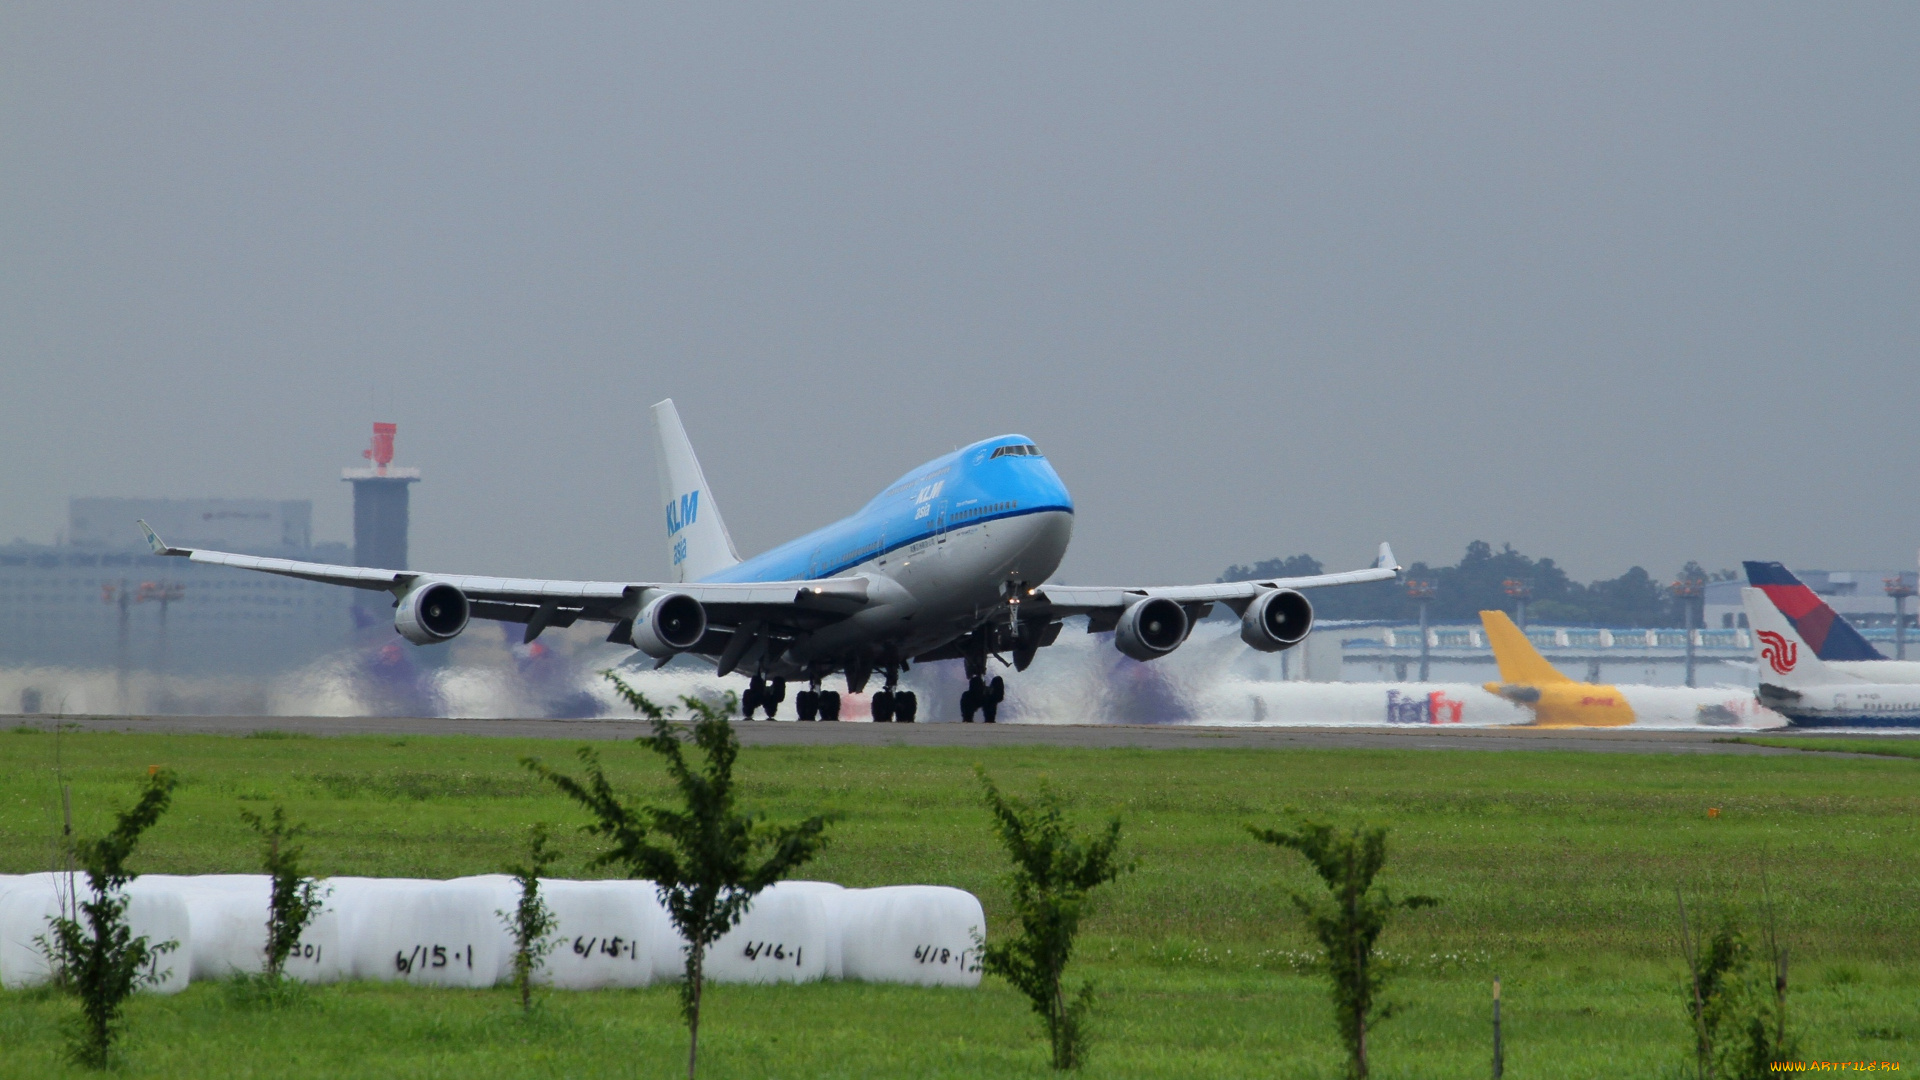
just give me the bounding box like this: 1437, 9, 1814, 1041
840, 886, 984, 987
532, 879, 670, 990
132, 875, 267, 982
0, 873, 192, 993
131, 875, 345, 984
760, 880, 848, 979
0, 873, 67, 989
329, 876, 516, 988
702, 883, 831, 984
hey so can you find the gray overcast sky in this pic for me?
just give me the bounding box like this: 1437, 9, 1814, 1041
3, 4, 1915, 586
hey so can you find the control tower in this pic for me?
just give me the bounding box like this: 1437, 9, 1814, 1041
342, 422, 420, 573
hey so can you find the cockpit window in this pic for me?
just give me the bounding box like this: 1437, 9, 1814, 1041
990, 444, 1042, 459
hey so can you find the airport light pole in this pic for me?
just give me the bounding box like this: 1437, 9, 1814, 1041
1408, 579, 1437, 682
1886, 576, 1916, 661
138, 581, 186, 673
1502, 579, 1532, 632
102, 580, 186, 712
1670, 573, 1705, 688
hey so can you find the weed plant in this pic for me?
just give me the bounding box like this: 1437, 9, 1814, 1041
499, 823, 562, 1013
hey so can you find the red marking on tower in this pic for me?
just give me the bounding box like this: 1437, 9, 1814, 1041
363, 422, 398, 475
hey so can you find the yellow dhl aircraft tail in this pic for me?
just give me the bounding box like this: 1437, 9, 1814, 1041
1477, 609, 1635, 728
1479, 610, 1573, 685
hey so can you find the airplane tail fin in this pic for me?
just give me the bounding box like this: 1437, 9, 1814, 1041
1478, 610, 1574, 685
1741, 587, 1840, 687
1742, 561, 1884, 661
651, 399, 741, 583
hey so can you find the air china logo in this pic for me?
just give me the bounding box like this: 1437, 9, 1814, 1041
1758, 630, 1797, 675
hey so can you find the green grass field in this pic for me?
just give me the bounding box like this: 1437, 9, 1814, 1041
1734, 735, 1920, 760
1, 727, 1913, 1078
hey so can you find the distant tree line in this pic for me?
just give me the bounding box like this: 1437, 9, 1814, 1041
1219, 541, 1736, 627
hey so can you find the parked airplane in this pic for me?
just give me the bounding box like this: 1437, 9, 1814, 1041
141, 400, 1399, 723
1478, 610, 1781, 728
1741, 586, 1920, 727
1742, 561, 1920, 681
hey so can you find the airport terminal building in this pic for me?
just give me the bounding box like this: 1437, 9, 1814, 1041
0, 498, 356, 679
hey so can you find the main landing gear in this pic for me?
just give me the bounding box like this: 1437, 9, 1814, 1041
741, 676, 785, 721
794, 681, 840, 722
871, 666, 917, 723
960, 675, 1004, 723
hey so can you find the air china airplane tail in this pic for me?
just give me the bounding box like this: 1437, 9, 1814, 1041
1742, 561, 1920, 683
1741, 586, 1920, 727
1741, 561, 1883, 661
1738, 589, 1838, 689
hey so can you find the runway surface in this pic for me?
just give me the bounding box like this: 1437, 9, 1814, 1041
9, 713, 1913, 755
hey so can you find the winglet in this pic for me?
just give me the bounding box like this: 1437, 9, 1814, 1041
1376, 542, 1400, 573
1478, 610, 1573, 685
138, 520, 188, 557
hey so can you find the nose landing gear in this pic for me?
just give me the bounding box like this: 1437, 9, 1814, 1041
959, 636, 1006, 722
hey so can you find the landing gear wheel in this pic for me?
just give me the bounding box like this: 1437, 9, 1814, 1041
872, 691, 894, 724
983, 676, 1004, 723
764, 678, 786, 720
795, 690, 817, 722
895, 691, 917, 723
819, 691, 841, 722
741, 687, 760, 721
962, 676, 986, 723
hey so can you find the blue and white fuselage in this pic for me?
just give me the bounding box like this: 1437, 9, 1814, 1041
142, 399, 1399, 721
703, 436, 1075, 670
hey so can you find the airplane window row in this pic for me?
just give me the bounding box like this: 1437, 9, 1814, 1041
956, 501, 1016, 521
990, 444, 1042, 459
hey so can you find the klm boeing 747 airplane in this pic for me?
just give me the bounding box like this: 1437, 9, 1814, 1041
140, 400, 1399, 723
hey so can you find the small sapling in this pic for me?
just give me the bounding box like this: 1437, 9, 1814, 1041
1249, 816, 1436, 1080
239, 804, 326, 990
976, 768, 1131, 1071
525, 673, 832, 1078
42, 769, 180, 1069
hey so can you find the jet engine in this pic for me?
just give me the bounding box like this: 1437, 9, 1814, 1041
1114, 597, 1189, 661
394, 582, 470, 645
1240, 588, 1313, 652
632, 592, 708, 659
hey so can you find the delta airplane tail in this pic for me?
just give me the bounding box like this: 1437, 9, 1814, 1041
1742, 561, 1884, 662
652, 399, 742, 584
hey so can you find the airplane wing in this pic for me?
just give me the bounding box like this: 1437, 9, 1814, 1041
138, 521, 869, 642
1028, 542, 1401, 628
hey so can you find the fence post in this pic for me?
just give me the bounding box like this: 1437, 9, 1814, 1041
1492, 976, 1503, 1078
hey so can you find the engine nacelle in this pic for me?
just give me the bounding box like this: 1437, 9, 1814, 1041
394, 582, 470, 645
631, 592, 708, 659
1114, 597, 1190, 661
1240, 588, 1313, 652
